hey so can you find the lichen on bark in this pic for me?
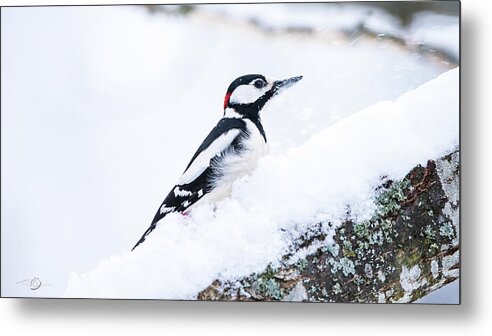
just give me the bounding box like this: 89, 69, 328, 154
197, 150, 460, 303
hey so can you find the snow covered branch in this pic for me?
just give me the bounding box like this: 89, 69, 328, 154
65, 69, 459, 301
198, 150, 460, 302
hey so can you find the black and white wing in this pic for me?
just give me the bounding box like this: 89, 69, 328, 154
132, 118, 246, 250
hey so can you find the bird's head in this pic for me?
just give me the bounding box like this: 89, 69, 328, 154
223, 74, 303, 118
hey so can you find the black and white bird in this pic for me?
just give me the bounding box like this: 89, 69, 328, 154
132, 74, 303, 250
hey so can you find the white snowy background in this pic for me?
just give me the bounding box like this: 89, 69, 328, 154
1, 3, 459, 300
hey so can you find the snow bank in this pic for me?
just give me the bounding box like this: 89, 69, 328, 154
65, 68, 459, 299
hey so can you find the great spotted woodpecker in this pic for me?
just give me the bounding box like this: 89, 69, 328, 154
132, 74, 302, 250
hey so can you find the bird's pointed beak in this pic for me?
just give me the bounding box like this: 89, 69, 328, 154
273, 75, 303, 94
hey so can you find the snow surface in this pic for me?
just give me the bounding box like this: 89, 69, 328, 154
1, 5, 457, 298
65, 68, 459, 299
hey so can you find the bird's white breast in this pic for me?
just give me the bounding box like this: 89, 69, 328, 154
238, 118, 269, 172
217, 119, 268, 184
190, 119, 268, 209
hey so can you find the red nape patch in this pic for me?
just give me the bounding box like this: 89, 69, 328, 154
224, 92, 232, 109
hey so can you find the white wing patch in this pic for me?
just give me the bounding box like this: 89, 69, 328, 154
160, 205, 175, 214
173, 186, 192, 197
178, 129, 241, 185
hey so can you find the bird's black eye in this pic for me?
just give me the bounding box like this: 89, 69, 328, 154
254, 79, 266, 89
